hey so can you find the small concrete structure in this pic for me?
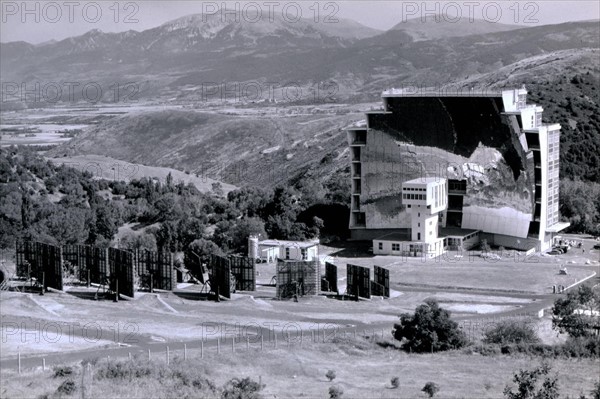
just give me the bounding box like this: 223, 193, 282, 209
248, 236, 319, 263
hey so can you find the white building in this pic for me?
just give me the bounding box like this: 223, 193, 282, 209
248, 236, 319, 263
374, 178, 447, 257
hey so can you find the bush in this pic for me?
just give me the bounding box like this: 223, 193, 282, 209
422, 382, 440, 398
391, 377, 399, 389
56, 379, 76, 395
94, 359, 155, 380
503, 362, 559, 399
561, 336, 600, 358
326, 370, 336, 382
221, 377, 264, 399
52, 365, 74, 378
591, 381, 600, 399
329, 385, 343, 399
80, 357, 99, 366
393, 300, 467, 353
476, 344, 501, 356
483, 321, 540, 345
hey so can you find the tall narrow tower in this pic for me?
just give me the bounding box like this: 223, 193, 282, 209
402, 177, 448, 256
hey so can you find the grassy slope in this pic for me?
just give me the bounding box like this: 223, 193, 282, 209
48, 108, 365, 188
48, 154, 237, 194
1, 337, 598, 399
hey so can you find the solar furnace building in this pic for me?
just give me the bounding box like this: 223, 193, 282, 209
347, 86, 569, 255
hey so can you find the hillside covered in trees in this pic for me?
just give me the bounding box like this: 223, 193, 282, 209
0, 147, 350, 255
526, 72, 600, 235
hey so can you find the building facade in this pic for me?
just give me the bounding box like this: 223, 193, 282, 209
348, 87, 569, 253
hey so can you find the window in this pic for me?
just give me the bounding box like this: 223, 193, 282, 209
301, 248, 307, 260
418, 223, 420, 227
285, 248, 290, 260
392, 243, 400, 251
378, 242, 383, 250
418, 213, 420, 217
429, 221, 432, 226
417, 233, 421, 240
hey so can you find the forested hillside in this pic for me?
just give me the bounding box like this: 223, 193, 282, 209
0, 147, 349, 254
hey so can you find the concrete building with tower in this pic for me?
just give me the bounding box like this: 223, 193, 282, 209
348, 86, 569, 254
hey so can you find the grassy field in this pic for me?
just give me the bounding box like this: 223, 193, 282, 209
1, 336, 598, 399
2, 240, 597, 398
320, 246, 598, 294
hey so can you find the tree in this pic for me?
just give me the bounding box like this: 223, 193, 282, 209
177, 218, 206, 249
213, 218, 266, 254
155, 221, 179, 252
189, 238, 223, 264
560, 179, 600, 235
120, 232, 157, 252
483, 321, 540, 345
422, 382, 439, 398
165, 172, 174, 190
552, 285, 600, 338
227, 187, 271, 218
326, 370, 336, 382
328, 386, 343, 399
392, 300, 467, 353
503, 362, 559, 399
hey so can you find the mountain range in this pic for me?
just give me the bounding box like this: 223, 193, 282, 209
3, 14, 597, 105
2, 14, 600, 187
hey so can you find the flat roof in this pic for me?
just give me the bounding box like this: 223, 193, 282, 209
382, 88, 502, 98
440, 228, 480, 238
546, 222, 571, 233
258, 239, 318, 249
374, 232, 411, 242
404, 177, 446, 185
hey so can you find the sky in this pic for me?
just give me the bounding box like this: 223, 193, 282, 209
1, 0, 599, 44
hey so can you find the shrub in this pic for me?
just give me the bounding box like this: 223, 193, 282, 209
52, 365, 74, 378
483, 321, 540, 345
391, 377, 400, 389
326, 370, 336, 382
591, 381, 600, 399
561, 336, 600, 358
503, 362, 559, 399
56, 380, 76, 395
329, 385, 343, 399
393, 300, 467, 353
476, 344, 501, 356
94, 359, 155, 380
221, 377, 264, 399
422, 382, 440, 398
80, 357, 99, 366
